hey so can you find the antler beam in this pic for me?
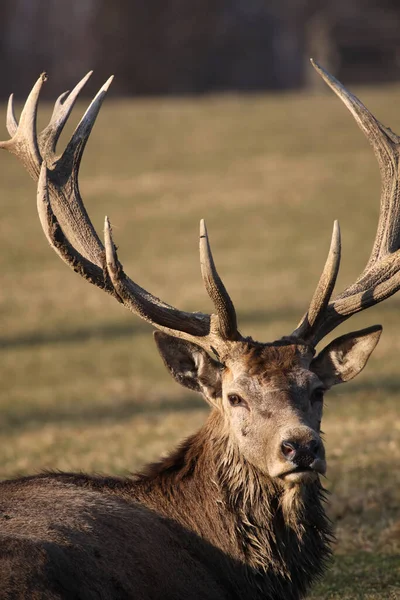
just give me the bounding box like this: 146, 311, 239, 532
293, 60, 400, 346
0, 73, 240, 354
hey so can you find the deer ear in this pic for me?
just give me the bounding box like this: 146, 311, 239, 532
154, 332, 223, 406
310, 325, 382, 388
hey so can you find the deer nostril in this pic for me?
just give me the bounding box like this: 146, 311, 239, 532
281, 440, 298, 459
308, 439, 321, 456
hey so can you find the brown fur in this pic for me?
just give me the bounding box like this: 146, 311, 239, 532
224, 338, 312, 378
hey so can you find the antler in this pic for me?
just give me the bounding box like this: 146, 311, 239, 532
0, 73, 240, 355
6, 65, 397, 355
293, 60, 400, 346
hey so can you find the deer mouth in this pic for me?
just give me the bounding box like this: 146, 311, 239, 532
279, 459, 326, 481
290, 466, 315, 474
282, 466, 316, 477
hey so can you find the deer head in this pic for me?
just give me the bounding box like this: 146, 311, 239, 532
2, 61, 397, 486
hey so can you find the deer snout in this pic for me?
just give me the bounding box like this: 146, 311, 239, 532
280, 434, 325, 476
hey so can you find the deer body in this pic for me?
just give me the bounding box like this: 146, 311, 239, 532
0, 409, 330, 600
0, 61, 399, 598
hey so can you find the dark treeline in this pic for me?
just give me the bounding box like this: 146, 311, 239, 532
1, 0, 400, 98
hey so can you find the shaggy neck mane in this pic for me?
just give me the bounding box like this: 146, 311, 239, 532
136, 410, 333, 597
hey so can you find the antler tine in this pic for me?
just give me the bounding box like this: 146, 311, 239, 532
199, 219, 238, 340
39, 71, 93, 159
311, 59, 400, 265
6, 94, 18, 137
296, 61, 400, 346
293, 220, 341, 341
0, 73, 47, 178
58, 75, 114, 175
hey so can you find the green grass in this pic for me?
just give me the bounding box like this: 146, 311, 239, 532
310, 554, 400, 599
1, 78, 400, 597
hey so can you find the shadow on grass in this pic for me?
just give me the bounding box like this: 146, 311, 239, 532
2, 299, 400, 351
1, 394, 207, 434
0, 307, 306, 350
0, 320, 151, 350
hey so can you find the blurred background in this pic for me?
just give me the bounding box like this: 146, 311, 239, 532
1, 0, 400, 98
0, 2, 400, 598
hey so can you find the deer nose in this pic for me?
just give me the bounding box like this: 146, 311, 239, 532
281, 439, 321, 467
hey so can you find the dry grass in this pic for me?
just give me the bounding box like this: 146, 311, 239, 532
1, 77, 400, 597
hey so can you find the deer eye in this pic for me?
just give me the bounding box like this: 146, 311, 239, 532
310, 388, 324, 405
228, 394, 245, 407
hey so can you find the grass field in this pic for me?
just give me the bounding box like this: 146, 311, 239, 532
0, 76, 399, 598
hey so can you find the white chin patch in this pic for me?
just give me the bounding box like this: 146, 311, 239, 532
282, 470, 318, 484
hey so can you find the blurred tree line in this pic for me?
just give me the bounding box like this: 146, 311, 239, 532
1, 0, 400, 98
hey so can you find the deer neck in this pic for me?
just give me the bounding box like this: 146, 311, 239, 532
137, 409, 332, 586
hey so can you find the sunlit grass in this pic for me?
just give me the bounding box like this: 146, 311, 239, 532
1, 79, 400, 597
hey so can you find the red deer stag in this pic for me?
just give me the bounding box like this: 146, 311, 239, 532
0, 61, 398, 599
